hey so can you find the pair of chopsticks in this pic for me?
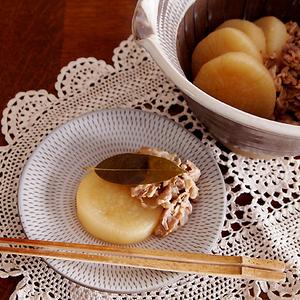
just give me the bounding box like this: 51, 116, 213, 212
0, 237, 285, 282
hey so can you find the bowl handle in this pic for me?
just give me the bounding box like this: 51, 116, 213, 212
132, 0, 160, 40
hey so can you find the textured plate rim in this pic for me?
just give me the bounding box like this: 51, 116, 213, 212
18, 107, 226, 294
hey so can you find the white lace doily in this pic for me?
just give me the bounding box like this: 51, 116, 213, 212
0, 36, 299, 300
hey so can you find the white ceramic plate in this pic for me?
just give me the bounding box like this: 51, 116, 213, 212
18, 108, 226, 293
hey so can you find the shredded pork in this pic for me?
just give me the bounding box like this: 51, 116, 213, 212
265, 21, 300, 124
130, 147, 201, 237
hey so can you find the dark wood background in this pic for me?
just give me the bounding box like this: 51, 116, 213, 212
0, 0, 135, 298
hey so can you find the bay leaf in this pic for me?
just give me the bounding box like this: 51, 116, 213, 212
94, 153, 185, 185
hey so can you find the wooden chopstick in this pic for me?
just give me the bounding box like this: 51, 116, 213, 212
0, 237, 285, 271
0, 237, 285, 282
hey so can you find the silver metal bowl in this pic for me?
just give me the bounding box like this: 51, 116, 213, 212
132, 0, 300, 158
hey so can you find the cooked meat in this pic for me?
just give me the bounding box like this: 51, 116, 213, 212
130, 147, 200, 237
265, 21, 300, 124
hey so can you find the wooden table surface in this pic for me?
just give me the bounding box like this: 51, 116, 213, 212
0, 0, 135, 298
